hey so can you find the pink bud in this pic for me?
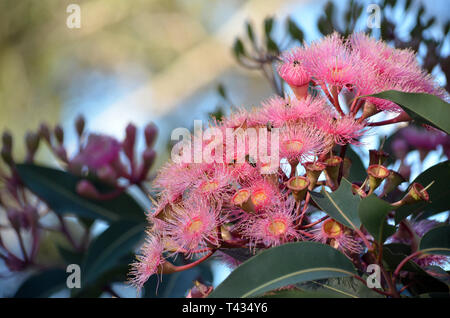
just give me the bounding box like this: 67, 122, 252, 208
75, 115, 86, 137
123, 123, 137, 161
76, 180, 100, 199
25, 132, 40, 163
144, 123, 158, 148
54, 125, 64, 144
39, 123, 51, 142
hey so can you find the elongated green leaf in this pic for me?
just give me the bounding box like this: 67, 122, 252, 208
82, 220, 145, 285
394, 160, 450, 223
419, 225, 450, 256
359, 195, 395, 244
368, 90, 450, 134
261, 288, 347, 298
15, 268, 67, 298
16, 164, 146, 222
297, 276, 385, 298
310, 178, 361, 230
209, 242, 356, 298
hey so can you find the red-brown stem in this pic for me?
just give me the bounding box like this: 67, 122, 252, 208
301, 215, 329, 229
170, 250, 216, 272
298, 192, 311, 226
299, 229, 315, 238
394, 250, 422, 278
331, 87, 345, 116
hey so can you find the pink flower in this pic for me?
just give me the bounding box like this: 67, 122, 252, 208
311, 219, 362, 255
279, 123, 333, 163
128, 233, 165, 290
162, 198, 221, 256
70, 134, 121, 170
278, 47, 311, 99
239, 197, 300, 248
316, 115, 367, 145
304, 32, 360, 87
192, 164, 234, 203
255, 95, 328, 127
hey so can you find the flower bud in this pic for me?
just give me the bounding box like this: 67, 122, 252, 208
369, 149, 389, 166
76, 180, 100, 199
25, 132, 40, 162
187, 281, 213, 298
303, 161, 325, 190
123, 123, 137, 161
144, 123, 158, 148
360, 101, 380, 121
54, 125, 64, 144
286, 176, 309, 202
381, 170, 406, 196
367, 164, 390, 194
401, 182, 431, 205
39, 123, 51, 143
232, 189, 255, 213
290, 83, 309, 100
75, 115, 86, 137
2, 131, 12, 150
324, 156, 342, 190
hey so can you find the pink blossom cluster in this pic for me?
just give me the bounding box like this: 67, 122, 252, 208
129, 32, 448, 290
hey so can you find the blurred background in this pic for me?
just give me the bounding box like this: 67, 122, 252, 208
0, 0, 449, 297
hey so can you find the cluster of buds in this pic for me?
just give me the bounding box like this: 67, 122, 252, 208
129, 32, 449, 293
39, 115, 158, 200
0, 130, 45, 270
0, 117, 158, 272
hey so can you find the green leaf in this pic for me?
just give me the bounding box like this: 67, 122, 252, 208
297, 276, 385, 298
209, 242, 356, 298
286, 18, 304, 42
359, 195, 395, 244
246, 21, 255, 43
16, 164, 146, 222
14, 268, 67, 298
367, 90, 450, 134
394, 160, 450, 223
260, 288, 346, 298
264, 17, 274, 36
346, 146, 366, 182
310, 178, 361, 230
82, 220, 145, 285
419, 225, 450, 256
233, 38, 246, 59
